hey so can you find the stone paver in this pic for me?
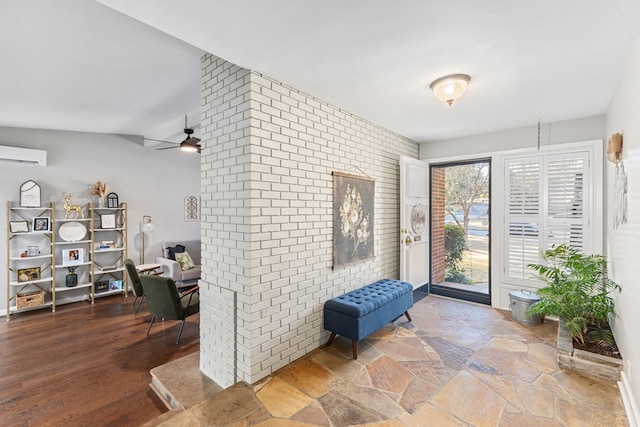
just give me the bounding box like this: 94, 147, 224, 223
149, 295, 628, 426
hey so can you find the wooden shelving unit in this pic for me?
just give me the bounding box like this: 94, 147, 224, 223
5, 200, 129, 320
52, 203, 93, 305
90, 202, 128, 299
6, 202, 55, 320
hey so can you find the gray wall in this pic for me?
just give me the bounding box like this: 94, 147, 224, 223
420, 115, 605, 159
0, 126, 200, 314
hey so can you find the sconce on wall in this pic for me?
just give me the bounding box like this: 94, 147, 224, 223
429, 73, 471, 107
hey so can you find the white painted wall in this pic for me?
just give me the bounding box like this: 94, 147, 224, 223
420, 115, 605, 160
0, 126, 200, 313
605, 33, 640, 424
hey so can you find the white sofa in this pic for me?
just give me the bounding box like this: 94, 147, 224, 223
155, 240, 201, 285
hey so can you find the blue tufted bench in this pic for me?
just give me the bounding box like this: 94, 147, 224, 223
323, 278, 413, 359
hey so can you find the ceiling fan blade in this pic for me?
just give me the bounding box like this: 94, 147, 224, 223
146, 117, 201, 153
180, 135, 201, 145
144, 137, 178, 144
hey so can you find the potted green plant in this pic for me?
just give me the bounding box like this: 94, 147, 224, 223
528, 244, 622, 380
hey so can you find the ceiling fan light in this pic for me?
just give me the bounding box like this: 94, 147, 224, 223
429, 73, 471, 106
180, 141, 199, 152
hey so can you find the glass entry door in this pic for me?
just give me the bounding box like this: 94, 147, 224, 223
430, 160, 491, 305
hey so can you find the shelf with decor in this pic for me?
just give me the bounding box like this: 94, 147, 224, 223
90, 202, 128, 299
52, 197, 94, 304
6, 201, 55, 320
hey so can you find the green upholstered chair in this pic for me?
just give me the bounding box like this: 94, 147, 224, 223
124, 258, 145, 314
140, 275, 199, 344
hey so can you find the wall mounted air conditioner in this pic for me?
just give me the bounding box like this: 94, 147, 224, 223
0, 145, 47, 166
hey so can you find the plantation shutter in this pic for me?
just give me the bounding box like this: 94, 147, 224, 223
505, 158, 541, 281
504, 151, 589, 284
545, 153, 587, 251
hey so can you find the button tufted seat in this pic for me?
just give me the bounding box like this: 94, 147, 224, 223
324, 279, 413, 359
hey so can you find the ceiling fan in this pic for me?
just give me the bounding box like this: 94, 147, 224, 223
146, 116, 201, 154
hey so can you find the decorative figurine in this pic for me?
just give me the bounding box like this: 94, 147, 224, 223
62, 192, 84, 219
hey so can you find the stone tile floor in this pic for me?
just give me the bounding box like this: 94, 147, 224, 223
149, 295, 627, 426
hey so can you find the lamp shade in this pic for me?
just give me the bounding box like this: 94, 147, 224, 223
429, 74, 471, 106
141, 215, 155, 233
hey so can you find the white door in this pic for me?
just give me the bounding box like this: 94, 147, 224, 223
400, 156, 430, 288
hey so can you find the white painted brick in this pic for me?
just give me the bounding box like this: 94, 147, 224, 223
201, 56, 418, 387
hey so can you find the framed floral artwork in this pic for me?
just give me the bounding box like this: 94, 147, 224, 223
333, 171, 375, 267
100, 214, 116, 229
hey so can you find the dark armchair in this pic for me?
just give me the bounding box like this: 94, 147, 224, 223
139, 275, 199, 344
124, 258, 145, 314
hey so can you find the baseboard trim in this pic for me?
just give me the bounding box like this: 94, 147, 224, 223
619, 370, 639, 427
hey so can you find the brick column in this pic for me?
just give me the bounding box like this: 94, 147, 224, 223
431, 168, 446, 284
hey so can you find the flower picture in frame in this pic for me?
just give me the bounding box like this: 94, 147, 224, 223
333, 171, 375, 267
32, 217, 50, 232
62, 248, 84, 266
100, 214, 116, 229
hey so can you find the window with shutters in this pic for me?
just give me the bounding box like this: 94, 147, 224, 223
504, 151, 590, 285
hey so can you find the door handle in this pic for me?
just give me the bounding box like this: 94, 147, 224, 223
405, 235, 413, 247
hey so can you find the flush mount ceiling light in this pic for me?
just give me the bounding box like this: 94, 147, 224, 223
429, 73, 471, 107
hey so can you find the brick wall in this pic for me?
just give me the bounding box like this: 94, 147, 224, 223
431, 168, 446, 284
200, 53, 419, 387
199, 54, 253, 386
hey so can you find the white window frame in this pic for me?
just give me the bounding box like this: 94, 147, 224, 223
492, 139, 603, 308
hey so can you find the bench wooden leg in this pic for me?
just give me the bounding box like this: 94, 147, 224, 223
326, 332, 337, 347
405, 311, 412, 322
352, 340, 358, 359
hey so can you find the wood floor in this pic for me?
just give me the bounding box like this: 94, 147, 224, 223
0, 295, 199, 427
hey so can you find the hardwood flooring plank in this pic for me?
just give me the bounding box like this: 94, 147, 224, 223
0, 296, 199, 426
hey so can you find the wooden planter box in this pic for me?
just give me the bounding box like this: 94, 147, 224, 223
556, 321, 623, 381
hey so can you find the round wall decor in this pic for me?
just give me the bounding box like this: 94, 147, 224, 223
59, 221, 87, 242
411, 204, 426, 235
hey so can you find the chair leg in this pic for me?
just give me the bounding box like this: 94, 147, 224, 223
325, 332, 337, 347
405, 311, 412, 322
146, 315, 156, 336
352, 340, 358, 359
176, 320, 186, 344
134, 296, 145, 315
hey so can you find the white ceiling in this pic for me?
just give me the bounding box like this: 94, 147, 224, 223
1, 0, 639, 144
